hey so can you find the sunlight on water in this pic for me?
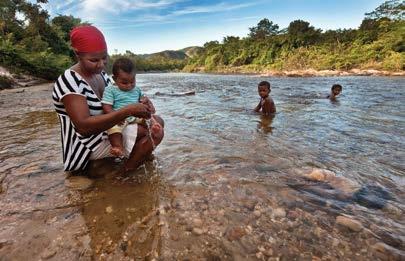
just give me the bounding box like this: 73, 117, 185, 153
0, 76, 404, 259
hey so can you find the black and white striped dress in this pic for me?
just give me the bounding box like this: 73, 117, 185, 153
52, 69, 111, 171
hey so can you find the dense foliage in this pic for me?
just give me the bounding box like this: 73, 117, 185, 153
0, 0, 185, 80
0, 0, 81, 79
184, 0, 405, 72
0, 0, 403, 82
107, 50, 186, 74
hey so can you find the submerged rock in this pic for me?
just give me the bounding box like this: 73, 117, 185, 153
65, 176, 94, 190
353, 185, 393, 209
372, 242, 405, 260
336, 216, 363, 232
273, 208, 286, 218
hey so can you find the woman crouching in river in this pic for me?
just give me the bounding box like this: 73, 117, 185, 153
52, 25, 164, 172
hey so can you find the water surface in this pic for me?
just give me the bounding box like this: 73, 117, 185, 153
0, 75, 404, 260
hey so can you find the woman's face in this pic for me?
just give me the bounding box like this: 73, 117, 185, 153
77, 51, 108, 74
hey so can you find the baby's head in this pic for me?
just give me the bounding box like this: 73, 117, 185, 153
112, 58, 136, 91
258, 81, 271, 98
331, 84, 342, 96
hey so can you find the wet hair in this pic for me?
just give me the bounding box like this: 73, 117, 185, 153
331, 84, 342, 91
112, 58, 135, 77
258, 81, 271, 90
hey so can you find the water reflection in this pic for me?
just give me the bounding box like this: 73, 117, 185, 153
75, 160, 164, 258
257, 114, 275, 134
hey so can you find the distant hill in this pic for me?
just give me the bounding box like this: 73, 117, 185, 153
181, 47, 204, 58
139, 46, 204, 61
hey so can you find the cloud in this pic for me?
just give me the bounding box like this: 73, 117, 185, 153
43, 0, 260, 29
170, 2, 256, 16
44, 0, 184, 20
93, 1, 260, 29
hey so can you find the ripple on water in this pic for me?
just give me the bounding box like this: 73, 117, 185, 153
1, 76, 405, 259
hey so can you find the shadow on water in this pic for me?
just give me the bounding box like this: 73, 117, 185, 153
73, 159, 165, 258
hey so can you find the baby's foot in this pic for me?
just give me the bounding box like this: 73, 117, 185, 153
110, 146, 124, 157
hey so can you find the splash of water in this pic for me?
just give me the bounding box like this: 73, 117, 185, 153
145, 119, 156, 150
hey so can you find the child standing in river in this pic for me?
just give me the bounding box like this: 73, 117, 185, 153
327, 84, 342, 100
102, 58, 163, 157
254, 81, 276, 115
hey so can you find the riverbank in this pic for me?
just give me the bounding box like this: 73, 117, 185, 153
0, 66, 48, 90
183, 66, 405, 77
2, 65, 405, 91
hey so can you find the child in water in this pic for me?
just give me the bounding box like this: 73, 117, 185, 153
254, 81, 276, 115
327, 84, 342, 100
102, 58, 163, 157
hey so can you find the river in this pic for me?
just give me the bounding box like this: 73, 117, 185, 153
0, 73, 404, 260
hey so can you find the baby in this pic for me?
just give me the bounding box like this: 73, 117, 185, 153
254, 80, 276, 115
102, 58, 162, 157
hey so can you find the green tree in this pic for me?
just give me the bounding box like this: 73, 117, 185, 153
52, 15, 85, 41
249, 18, 279, 39
287, 20, 321, 47
365, 0, 405, 20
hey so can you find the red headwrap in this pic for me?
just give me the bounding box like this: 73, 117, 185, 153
70, 25, 107, 53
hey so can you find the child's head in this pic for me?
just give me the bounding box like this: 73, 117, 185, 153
258, 81, 271, 98
331, 84, 342, 96
112, 58, 136, 91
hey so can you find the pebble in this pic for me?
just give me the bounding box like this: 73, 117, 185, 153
193, 218, 203, 228
192, 228, 204, 236
105, 206, 113, 214
41, 249, 57, 259
273, 208, 286, 218
64, 176, 94, 190
336, 216, 363, 232
287, 210, 299, 220
256, 252, 264, 259
226, 226, 246, 241
253, 210, 261, 217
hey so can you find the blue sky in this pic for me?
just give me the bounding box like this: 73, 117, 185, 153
41, 0, 385, 54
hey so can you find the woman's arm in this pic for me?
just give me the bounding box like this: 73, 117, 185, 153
63, 94, 150, 136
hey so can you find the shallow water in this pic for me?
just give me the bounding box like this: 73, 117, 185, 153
0, 75, 404, 260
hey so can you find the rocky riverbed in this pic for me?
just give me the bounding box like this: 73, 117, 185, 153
0, 75, 404, 260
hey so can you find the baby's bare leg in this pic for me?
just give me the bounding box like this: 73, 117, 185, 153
108, 133, 124, 157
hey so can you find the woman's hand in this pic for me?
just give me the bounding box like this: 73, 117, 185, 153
126, 103, 151, 119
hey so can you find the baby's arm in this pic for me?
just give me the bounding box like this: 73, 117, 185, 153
102, 103, 114, 114
262, 97, 276, 114
102, 86, 125, 125
101, 86, 115, 114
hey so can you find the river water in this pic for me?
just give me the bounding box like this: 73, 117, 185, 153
0, 74, 404, 260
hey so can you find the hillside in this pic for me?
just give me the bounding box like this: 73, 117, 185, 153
139, 46, 203, 60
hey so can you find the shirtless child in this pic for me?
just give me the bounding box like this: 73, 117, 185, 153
327, 84, 342, 101
254, 81, 276, 115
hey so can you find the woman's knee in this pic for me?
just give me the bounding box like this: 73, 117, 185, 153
153, 115, 164, 128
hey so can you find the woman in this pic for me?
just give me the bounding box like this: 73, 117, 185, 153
52, 25, 164, 172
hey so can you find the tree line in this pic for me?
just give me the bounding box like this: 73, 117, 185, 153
0, 0, 403, 84
184, 0, 404, 73
0, 0, 185, 83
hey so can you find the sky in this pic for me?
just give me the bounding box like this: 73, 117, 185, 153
40, 0, 385, 54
